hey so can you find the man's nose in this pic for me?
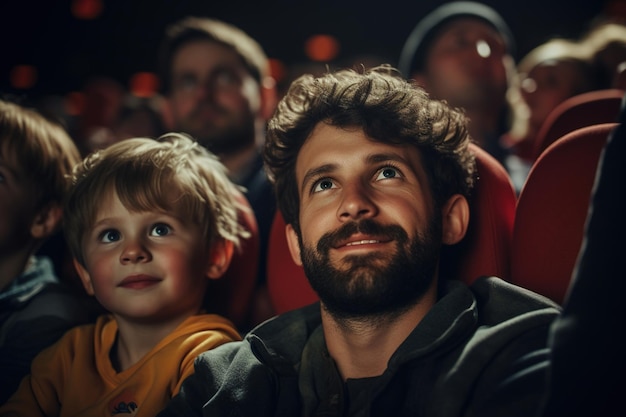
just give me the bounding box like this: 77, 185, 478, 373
337, 182, 379, 222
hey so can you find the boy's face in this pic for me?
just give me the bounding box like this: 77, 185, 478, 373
0, 146, 41, 254
75, 190, 217, 323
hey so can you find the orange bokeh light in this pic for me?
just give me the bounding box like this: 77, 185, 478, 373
71, 0, 103, 20
129, 72, 159, 98
10, 65, 38, 90
64, 91, 86, 116
268, 58, 287, 83
305, 34, 340, 62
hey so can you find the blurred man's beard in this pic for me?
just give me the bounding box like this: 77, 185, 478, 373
300, 218, 442, 320
446, 82, 506, 111
180, 107, 256, 155
195, 120, 256, 155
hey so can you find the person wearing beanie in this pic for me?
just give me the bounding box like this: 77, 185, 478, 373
399, 1, 516, 164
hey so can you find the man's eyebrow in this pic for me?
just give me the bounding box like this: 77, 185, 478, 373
301, 163, 336, 194
366, 152, 409, 165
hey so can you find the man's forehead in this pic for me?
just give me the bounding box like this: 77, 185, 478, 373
436, 17, 504, 39
172, 39, 245, 71
297, 126, 421, 176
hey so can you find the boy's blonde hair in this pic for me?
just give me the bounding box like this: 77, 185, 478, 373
0, 99, 81, 210
64, 132, 249, 266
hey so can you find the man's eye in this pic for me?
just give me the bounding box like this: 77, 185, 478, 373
313, 178, 335, 193
176, 74, 199, 91
211, 72, 240, 90
99, 230, 120, 243
150, 223, 171, 237
376, 167, 401, 180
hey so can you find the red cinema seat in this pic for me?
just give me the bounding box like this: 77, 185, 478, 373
533, 89, 624, 160
511, 123, 618, 304
204, 190, 260, 330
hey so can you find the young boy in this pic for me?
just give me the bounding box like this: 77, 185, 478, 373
0, 133, 246, 415
0, 99, 98, 403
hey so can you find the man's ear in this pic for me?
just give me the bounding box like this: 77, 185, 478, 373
441, 194, 470, 245
285, 223, 303, 266
30, 202, 63, 240
205, 239, 235, 280
73, 258, 95, 296
259, 76, 278, 121
160, 98, 176, 131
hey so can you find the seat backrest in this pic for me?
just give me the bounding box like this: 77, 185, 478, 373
510, 123, 618, 304
439, 144, 517, 284
266, 143, 517, 314
532, 89, 624, 160
266, 211, 317, 314
204, 190, 260, 329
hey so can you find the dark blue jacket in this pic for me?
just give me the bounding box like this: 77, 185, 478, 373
159, 277, 559, 417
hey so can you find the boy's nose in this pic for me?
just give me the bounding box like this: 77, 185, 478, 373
120, 241, 151, 264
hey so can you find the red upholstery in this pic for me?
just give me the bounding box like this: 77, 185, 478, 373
204, 190, 260, 329
266, 143, 517, 314
510, 123, 618, 304
440, 144, 516, 284
533, 89, 624, 160
266, 212, 317, 314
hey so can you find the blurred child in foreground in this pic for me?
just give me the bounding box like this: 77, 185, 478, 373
0, 99, 99, 403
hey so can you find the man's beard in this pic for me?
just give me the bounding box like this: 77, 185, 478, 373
300, 217, 442, 320
180, 105, 256, 155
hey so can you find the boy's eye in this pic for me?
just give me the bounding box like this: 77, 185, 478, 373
313, 178, 335, 193
150, 223, 171, 237
376, 167, 401, 180
99, 229, 120, 243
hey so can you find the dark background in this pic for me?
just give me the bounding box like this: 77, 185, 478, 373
0, 0, 608, 98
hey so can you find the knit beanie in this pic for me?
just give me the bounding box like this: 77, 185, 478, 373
398, 1, 515, 77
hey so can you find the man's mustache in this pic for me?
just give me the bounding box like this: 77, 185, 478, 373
317, 219, 407, 252
190, 102, 228, 118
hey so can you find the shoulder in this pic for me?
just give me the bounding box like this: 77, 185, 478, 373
463, 276, 561, 357
195, 303, 321, 373
24, 283, 100, 321
29, 320, 98, 371
469, 276, 561, 325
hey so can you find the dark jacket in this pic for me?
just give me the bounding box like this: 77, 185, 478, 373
159, 277, 560, 417
0, 256, 101, 403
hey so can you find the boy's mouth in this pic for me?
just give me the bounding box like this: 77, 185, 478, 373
118, 274, 161, 289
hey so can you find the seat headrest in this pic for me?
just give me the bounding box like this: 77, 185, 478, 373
533, 89, 624, 160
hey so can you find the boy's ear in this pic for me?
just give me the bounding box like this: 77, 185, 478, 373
73, 258, 95, 296
441, 194, 470, 245
285, 223, 303, 266
30, 202, 63, 240
205, 239, 234, 280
